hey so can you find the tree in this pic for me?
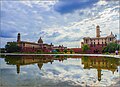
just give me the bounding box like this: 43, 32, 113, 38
70, 49, 73, 54
82, 44, 90, 52
56, 49, 60, 52
63, 49, 67, 53
0, 48, 6, 53
102, 42, 119, 53
5, 42, 20, 53
116, 44, 120, 50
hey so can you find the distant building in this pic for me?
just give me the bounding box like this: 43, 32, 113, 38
81, 25, 117, 53
17, 33, 67, 52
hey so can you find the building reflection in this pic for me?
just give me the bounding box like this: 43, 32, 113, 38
2, 55, 120, 82
3, 55, 67, 74
81, 56, 120, 81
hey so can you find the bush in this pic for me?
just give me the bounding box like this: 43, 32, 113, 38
64, 49, 68, 53
102, 42, 119, 53
82, 44, 90, 52
5, 42, 20, 53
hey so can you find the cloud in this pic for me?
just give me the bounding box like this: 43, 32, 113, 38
0, 22, 18, 38
54, 0, 98, 14
40, 58, 120, 86
0, 0, 119, 48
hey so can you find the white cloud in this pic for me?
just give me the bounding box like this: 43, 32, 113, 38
1, 0, 119, 48
97, 0, 108, 5
20, 0, 57, 11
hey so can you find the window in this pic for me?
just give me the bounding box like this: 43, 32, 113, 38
86, 40, 88, 43
94, 42, 95, 47
110, 38, 112, 41
91, 42, 93, 47
98, 42, 99, 45
102, 42, 103, 47
23, 43, 25, 46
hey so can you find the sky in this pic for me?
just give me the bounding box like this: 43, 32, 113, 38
0, 0, 120, 48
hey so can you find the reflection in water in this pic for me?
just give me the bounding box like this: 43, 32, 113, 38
1, 55, 120, 82
81, 56, 120, 81
2, 55, 67, 74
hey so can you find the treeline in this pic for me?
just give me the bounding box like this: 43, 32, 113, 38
1, 42, 20, 53
102, 42, 120, 53
1, 42, 120, 54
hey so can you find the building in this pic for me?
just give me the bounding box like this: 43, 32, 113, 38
17, 33, 67, 52
81, 25, 117, 53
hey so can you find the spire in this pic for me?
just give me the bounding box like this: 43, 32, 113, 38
111, 31, 113, 35
17, 33, 21, 42
17, 64, 20, 74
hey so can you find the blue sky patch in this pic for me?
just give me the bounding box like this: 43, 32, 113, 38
54, 0, 98, 14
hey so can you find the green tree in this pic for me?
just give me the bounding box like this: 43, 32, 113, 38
56, 49, 60, 52
63, 49, 67, 53
70, 49, 73, 54
0, 48, 6, 53
102, 42, 119, 53
82, 44, 90, 52
5, 42, 20, 53
116, 44, 120, 50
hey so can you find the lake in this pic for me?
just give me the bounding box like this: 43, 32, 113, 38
0, 55, 120, 87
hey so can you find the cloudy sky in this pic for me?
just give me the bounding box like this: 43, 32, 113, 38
0, 0, 119, 48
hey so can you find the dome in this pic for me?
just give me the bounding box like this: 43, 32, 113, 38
38, 37, 43, 43
96, 25, 100, 28
37, 63, 43, 70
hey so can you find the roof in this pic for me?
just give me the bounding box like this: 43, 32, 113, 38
20, 41, 39, 45
83, 37, 107, 40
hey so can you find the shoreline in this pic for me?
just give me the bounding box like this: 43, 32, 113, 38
0, 53, 120, 58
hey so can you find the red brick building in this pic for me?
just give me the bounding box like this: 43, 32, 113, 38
17, 33, 67, 52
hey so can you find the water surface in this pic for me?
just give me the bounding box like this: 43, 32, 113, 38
0, 55, 120, 87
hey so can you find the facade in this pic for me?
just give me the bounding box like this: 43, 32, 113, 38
81, 25, 117, 53
17, 33, 67, 52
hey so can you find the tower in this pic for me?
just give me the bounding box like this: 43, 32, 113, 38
97, 68, 101, 81
96, 25, 100, 37
16, 64, 20, 74
17, 33, 21, 42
